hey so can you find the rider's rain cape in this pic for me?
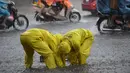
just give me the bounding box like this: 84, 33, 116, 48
96, 0, 130, 15
0, 0, 10, 16
118, 0, 130, 15
96, 0, 111, 14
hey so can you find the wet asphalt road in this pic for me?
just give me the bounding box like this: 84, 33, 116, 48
0, 0, 130, 73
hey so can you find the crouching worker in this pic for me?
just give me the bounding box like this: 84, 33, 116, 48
20, 28, 64, 69
58, 28, 94, 65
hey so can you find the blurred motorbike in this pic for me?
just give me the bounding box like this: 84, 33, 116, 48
96, 0, 130, 34
0, 0, 29, 30
96, 12, 130, 33
33, 1, 81, 23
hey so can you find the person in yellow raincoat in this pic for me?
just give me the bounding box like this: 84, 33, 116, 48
20, 28, 64, 69
58, 28, 94, 65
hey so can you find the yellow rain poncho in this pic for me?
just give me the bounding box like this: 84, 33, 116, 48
20, 28, 64, 69
58, 28, 94, 65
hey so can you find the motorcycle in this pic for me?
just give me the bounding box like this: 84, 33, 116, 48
0, 0, 29, 30
96, 10, 130, 34
33, 2, 81, 23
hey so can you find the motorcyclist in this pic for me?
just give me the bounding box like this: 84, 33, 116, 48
63, 0, 73, 18
32, 0, 55, 14
45, 0, 73, 19
33, 0, 73, 19
50, 0, 73, 18
0, 0, 10, 29
97, 0, 130, 28
52, 0, 73, 18
112, 0, 130, 28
